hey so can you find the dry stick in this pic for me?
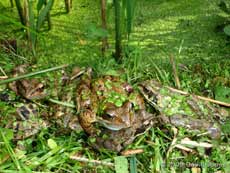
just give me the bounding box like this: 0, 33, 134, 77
70, 156, 114, 167
180, 138, 213, 148
169, 55, 181, 89
174, 144, 194, 153
166, 86, 230, 107
0, 76, 8, 79
121, 149, 144, 156
166, 127, 178, 160
0, 64, 68, 85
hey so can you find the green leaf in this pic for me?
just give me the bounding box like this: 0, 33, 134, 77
221, 121, 230, 134
37, 0, 54, 30
114, 156, 129, 173
47, 138, 58, 149
86, 24, 109, 39
218, 0, 230, 14
115, 100, 123, 107
104, 69, 119, 76
0, 128, 13, 141
224, 25, 230, 36
214, 86, 230, 103
28, 0, 36, 50
130, 156, 137, 173
37, 0, 45, 11
126, 0, 136, 36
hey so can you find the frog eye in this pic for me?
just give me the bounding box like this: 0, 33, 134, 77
102, 113, 115, 120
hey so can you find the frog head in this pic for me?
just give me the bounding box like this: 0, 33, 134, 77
8, 65, 46, 100
97, 101, 135, 131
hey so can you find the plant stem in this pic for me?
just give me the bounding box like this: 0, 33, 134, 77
14, 0, 25, 25
48, 98, 75, 108
101, 0, 108, 56
70, 156, 114, 167
10, 0, 14, 7
114, 0, 122, 62
45, 0, 52, 30
170, 55, 181, 89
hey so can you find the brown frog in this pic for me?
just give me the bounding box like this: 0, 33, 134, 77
139, 80, 230, 138
4, 103, 49, 140
76, 68, 154, 151
2, 65, 48, 140
49, 68, 83, 132
8, 65, 46, 100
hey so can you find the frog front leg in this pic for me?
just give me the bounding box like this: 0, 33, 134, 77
78, 109, 99, 135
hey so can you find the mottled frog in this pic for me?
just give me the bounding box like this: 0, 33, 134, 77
139, 80, 230, 138
76, 68, 154, 151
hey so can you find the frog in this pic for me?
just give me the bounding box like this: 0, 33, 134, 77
49, 68, 83, 133
8, 65, 46, 100
3, 103, 49, 140
1, 65, 48, 140
76, 68, 154, 151
138, 80, 230, 139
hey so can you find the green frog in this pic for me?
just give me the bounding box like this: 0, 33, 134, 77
139, 80, 230, 138
76, 68, 154, 151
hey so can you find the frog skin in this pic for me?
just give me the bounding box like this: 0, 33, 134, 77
4, 103, 49, 140
139, 80, 230, 138
92, 110, 155, 152
76, 68, 149, 135
76, 68, 154, 151
2, 65, 48, 140
50, 69, 83, 132
8, 65, 46, 100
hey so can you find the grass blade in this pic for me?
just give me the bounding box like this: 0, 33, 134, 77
0, 129, 21, 170
37, 0, 54, 31
0, 64, 68, 85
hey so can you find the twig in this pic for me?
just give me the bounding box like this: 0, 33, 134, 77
169, 55, 180, 89
0, 64, 68, 85
180, 138, 213, 148
166, 127, 178, 159
70, 156, 114, 167
0, 76, 8, 80
166, 86, 230, 107
121, 149, 144, 156
174, 144, 194, 153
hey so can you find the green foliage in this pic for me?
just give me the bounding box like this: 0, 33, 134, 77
37, 0, 54, 31
86, 23, 109, 40
214, 86, 230, 103
114, 156, 129, 173
47, 138, 58, 149
1, 0, 230, 172
224, 24, 230, 36
122, 0, 136, 38
113, 0, 137, 61
28, 0, 36, 54
13, 0, 54, 55
218, 0, 230, 36
129, 156, 137, 173
37, 0, 45, 11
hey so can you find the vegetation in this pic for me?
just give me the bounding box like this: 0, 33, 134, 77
0, 0, 230, 172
